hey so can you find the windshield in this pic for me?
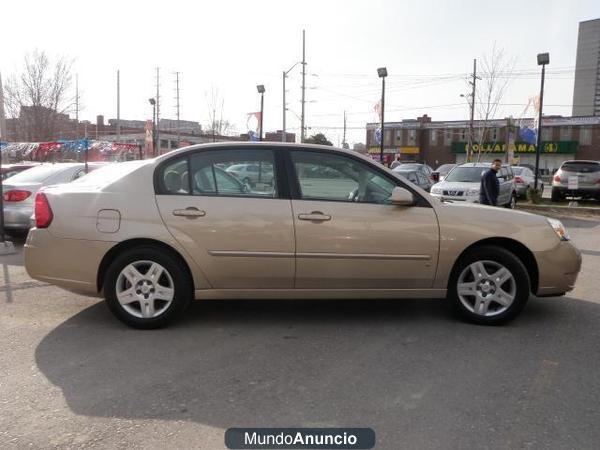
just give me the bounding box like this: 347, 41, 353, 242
444, 167, 487, 183
3, 164, 67, 184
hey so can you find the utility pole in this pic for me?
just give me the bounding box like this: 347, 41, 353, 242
174, 71, 180, 147
116, 70, 121, 142
0, 72, 6, 141
300, 29, 306, 143
282, 71, 286, 142
155, 67, 161, 155
342, 110, 347, 148
75, 74, 79, 139
467, 59, 479, 163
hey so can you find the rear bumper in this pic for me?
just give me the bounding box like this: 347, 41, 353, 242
552, 185, 600, 197
24, 228, 115, 296
535, 240, 582, 296
3, 204, 34, 230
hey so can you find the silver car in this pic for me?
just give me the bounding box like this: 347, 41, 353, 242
551, 160, 600, 202
430, 163, 517, 208
512, 166, 544, 198
2, 162, 106, 232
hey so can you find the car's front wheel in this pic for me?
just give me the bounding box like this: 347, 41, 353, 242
448, 245, 530, 325
103, 246, 192, 329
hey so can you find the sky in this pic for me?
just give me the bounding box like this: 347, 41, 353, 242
1, 0, 598, 146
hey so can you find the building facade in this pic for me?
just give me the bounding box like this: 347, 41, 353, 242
573, 18, 600, 116
366, 114, 600, 171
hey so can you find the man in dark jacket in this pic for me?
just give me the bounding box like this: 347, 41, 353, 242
479, 159, 502, 205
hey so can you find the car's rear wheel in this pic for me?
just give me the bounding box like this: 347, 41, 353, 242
505, 192, 517, 209
103, 246, 192, 329
448, 245, 530, 325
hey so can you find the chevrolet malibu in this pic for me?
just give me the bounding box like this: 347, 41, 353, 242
24, 143, 581, 329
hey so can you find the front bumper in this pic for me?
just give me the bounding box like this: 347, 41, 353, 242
25, 228, 115, 296
535, 240, 582, 296
3, 204, 34, 230
430, 193, 478, 203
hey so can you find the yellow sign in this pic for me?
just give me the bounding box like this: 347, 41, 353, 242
400, 147, 420, 154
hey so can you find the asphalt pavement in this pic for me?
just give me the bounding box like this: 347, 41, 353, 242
1, 217, 599, 449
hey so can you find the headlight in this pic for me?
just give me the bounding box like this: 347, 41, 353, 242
430, 187, 442, 195
466, 188, 480, 196
547, 218, 570, 241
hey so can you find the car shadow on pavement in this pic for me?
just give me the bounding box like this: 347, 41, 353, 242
34, 295, 600, 447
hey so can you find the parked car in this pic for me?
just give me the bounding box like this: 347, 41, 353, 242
430, 163, 517, 208
2, 162, 107, 232
24, 143, 581, 329
396, 169, 433, 192
225, 162, 274, 186
393, 163, 434, 181
512, 166, 544, 198
551, 160, 600, 202
1, 162, 40, 181
432, 163, 457, 182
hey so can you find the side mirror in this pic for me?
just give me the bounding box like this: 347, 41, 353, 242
431, 171, 440, 183
390, 187, 415, 206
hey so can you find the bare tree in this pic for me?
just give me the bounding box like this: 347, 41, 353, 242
471, 44, 516, 160
4, 50, 74, 141
204, 87, 231, 140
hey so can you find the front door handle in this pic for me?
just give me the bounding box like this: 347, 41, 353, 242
298, 212, 332, 222
173, 207, 206, 218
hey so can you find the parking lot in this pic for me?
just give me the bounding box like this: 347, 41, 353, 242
1, 216, 599, 449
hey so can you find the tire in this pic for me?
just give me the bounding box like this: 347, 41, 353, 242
103, 246, 192, 329
551, 188, 561, 202
448, 245, 530, 325
505, 192, 517, 209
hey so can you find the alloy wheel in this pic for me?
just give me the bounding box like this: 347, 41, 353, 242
456, 260, 517, 317
115, 260, 175, 319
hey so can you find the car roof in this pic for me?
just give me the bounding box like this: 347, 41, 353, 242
155, 142, 362, 162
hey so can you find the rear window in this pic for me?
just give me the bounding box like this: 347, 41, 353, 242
512, 168, 523, 175
561, 162, 600, 173
3, 164, 68, 183
71, 161, 144, 185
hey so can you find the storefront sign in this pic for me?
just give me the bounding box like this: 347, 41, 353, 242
451, 141, 578, 154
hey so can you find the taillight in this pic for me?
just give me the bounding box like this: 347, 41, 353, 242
3, 189, 31, 202
554, 175, 561, 183
34, 193, 54, 228
514, 176, 524, 184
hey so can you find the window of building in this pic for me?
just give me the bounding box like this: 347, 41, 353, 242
384, 129, 392, 146
579, 126, 592, 145
396, 129, 403, 145
490, 128, 498, 141
408, 129, 416, 144
444, 129, 453, 145
541, 127, 553, 141
430, 129, 437, 145
560, 126, 572, 140
460, 129, 467, 141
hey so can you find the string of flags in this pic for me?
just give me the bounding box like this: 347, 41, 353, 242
0, 139, 141, 161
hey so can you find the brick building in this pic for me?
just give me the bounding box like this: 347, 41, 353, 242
366, 115, 600, 171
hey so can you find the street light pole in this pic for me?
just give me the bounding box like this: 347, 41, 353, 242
534, 53, 549, 190
377, 67, 388, 165
257, 85, 265, 141
149, 98, 157, 157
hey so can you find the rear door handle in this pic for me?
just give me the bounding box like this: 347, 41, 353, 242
298, 212, 332, 222
173, 207, 206, 218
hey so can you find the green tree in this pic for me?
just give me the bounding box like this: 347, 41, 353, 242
305, 133, 332, 146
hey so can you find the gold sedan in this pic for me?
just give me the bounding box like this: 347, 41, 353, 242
24, 143, 581, 328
